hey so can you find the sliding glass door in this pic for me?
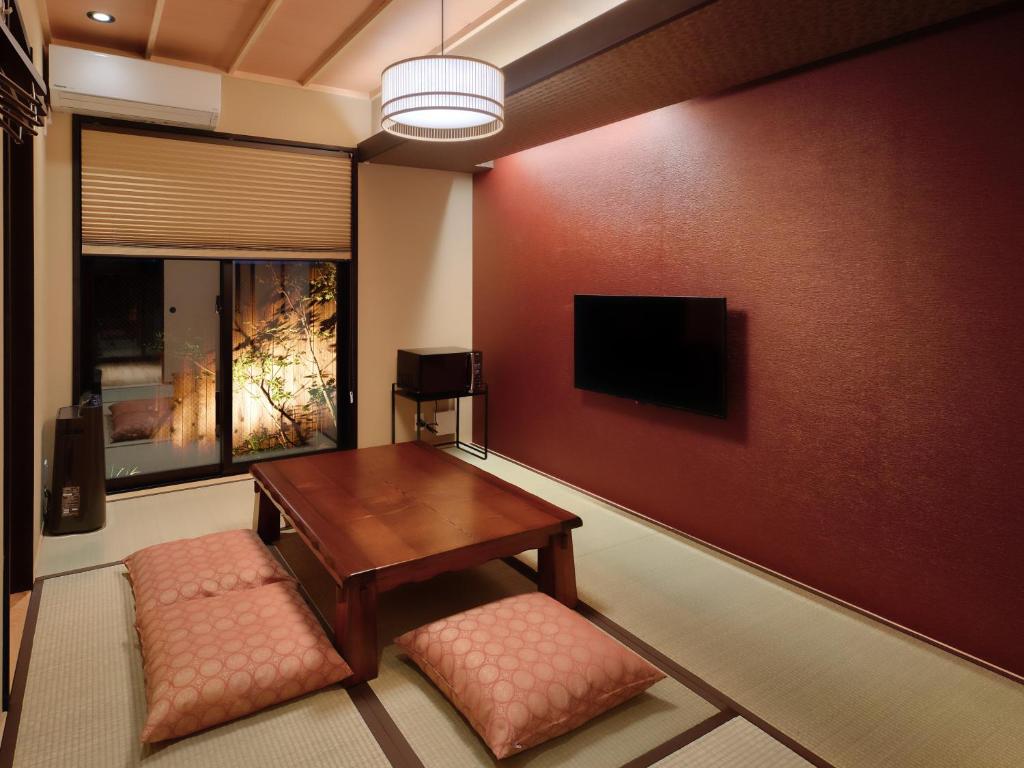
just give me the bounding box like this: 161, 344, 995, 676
81, 257, 221, 484
230, 261, 339, 462
79, 256, 350, 490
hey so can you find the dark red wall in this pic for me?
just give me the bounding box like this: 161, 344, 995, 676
473, 10, 1024, 675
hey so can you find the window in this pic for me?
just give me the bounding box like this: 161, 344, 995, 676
74, 119, 356, 490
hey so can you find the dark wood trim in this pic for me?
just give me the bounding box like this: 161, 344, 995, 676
0, 578, 42, 765
104, 464, 224, 495
3, 129, 36, 598
344, 156, 359, 450
218, 260, 234, 472
106, 474, 251, 500
0, 12, 46, 96
76, 116, 356, 157
71, 115, 83, 398
7, 0, 33, 53
348, 683, 426, 768
36, 560, 124, 581
621, 710, 737, 768
1, 134, 11, 712
1, 98, 36, 708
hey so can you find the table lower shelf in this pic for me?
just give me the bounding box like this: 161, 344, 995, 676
391, 383, 488, 459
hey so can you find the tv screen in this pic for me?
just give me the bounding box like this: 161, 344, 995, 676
574, 295, 727, 418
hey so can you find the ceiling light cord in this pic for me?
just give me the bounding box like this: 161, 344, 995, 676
379, 0, 504, 142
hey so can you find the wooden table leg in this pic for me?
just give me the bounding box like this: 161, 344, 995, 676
538, 530, 578, 608
336, 576, 379, 683
253, 485, 280, 544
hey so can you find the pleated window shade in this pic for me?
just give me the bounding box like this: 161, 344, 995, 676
81, 128, 352, 259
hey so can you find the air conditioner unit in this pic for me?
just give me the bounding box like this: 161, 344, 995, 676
49, 45, 221, 129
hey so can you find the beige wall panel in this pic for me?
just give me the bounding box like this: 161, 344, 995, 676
218, 76, 372, 148
357, 164, 473, 448
35, 75, 473, 572
38, 113, 75, 557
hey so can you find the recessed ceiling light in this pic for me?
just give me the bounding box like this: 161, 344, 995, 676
86, 11, 116, 23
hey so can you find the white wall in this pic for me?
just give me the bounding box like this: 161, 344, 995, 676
357, 164, 474, 447
34, 69, 474, 570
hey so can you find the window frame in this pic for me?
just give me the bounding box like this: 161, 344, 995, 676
72, 116, 358, 492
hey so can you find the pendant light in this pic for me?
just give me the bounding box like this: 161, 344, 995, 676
380, 0, 504, 142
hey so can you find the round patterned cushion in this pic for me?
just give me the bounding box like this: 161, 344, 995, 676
137, 580, 351, 742
394, 591, 666, 759
124, 529, 294, 623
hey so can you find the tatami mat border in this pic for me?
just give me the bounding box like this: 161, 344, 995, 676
349, 684, 426, 768
620, 710, 738, 768
36, 560, 124, 581
503, 556, 837, 768
0, 579, 43, 768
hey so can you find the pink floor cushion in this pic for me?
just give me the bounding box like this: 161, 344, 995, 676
138, 580, 351, 742
395, 591, 666, 759
124, 529, 294, 620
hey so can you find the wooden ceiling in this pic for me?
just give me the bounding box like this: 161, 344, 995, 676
359, 0, 1011, 171
40, 0, 1011, 171
40, 0, 530, 93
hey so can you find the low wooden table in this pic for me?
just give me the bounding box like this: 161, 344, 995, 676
251, 441, 582, 683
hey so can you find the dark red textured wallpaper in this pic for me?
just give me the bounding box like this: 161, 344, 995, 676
473, 10, 1024, 675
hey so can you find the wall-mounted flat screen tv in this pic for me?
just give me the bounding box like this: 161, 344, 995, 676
574, 295, 727, 418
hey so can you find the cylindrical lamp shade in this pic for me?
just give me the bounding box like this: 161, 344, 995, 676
381, 55, 504, 142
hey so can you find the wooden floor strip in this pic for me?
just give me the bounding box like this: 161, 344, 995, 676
621, 710, 738, 768
502, 556, 838, 768
349, 683, 426, 768
0, 580, 44, 768
36, 560, 124, 581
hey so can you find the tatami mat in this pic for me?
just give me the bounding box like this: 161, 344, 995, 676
455, 451, 1024, 768
22, 450, 1024, 768
573, 534, 1024, 768
360, 558, 720, 768
652, 717, 812, 767
35, 479, 254, 577
371, 645, 718, 768
7, 566, 389, 768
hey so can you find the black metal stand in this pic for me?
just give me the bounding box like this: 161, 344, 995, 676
391, 384, 488, 460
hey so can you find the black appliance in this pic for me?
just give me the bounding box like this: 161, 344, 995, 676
45, 399, 107, 535
574, 295, 727, 417
397, 347, 483, 396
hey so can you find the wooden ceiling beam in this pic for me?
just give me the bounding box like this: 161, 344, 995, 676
145, 0, 166, 59
229, 0, 285, 74
300, 0, 395, 86
430, 0, 523, 55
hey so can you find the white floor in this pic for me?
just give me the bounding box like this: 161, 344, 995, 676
31, 447, 1024, 768
35, 475, 254, 576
